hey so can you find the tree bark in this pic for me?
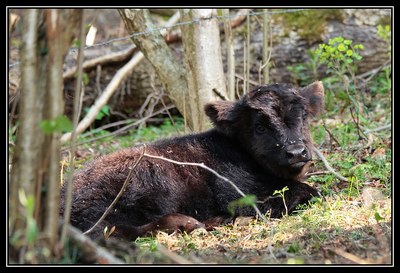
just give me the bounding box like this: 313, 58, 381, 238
180, 9, 227, 131
262, 9, 271, 84
118, 9, 195, 129
10, 10, 42, 236
9, 8, 82, 260
223, 9, 235, 100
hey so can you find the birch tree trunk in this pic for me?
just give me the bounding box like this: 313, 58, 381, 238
9, 9, 82, 260
180, 9, 227, 131
118, 9, 195, 129
223, 9, 236, 100
262, 9, 271, 84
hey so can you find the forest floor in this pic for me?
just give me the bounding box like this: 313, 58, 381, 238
9, 9, 392, 266
61, 114, 392, 265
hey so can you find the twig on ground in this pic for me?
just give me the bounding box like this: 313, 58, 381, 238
83, 145, 146, 236
355, 59, 391, 83
322, 119, 341, 148
156, 243, 193, 264
328, 248, 369, 264
305, 171, 331, 177
363, 123, 391, 134
59, 221, 125, 264
312, 146, 348, 182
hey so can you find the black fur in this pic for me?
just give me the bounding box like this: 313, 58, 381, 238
59, 81, 324, 240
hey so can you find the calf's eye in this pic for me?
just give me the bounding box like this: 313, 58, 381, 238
255, 125, 266, 134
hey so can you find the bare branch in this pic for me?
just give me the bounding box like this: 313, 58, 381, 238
61, 10, 86, 246
312, 146, 348, 182
61, 51, 144, 143
63, 45, 137, 80
235, 73, 259, 87
83, 145, 146, 236
61, 104, 175, 150
363, 123, 391, 134
305, 171, 330, 177
355, 59, 391, 82
61, 12, 181, 143
60, 221, 125, 264
156, 243, 193, 264
328, 248, 370, 264
143, 152, 268, 222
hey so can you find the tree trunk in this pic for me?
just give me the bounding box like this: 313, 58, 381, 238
222, 9, 235, 100
180, 9, 227, 131
9, 8, 82, 261
118, 9, 195, 130
262, 9, 271, 84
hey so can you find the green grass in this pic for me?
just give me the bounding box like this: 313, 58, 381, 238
57, 60, 391, 264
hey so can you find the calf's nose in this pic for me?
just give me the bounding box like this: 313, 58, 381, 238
285, 145, 309, 163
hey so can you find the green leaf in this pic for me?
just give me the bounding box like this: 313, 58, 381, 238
95, 105, 110, 120
374, 211, 384, 222
273, 186, 289, 196
338, 43, 347, 52
40, 120, 57, 134
40, 115, 73, 134
335, 37, 344, 43
82, 72, 90, 86
54, 115, 73, 132
343, 39, 352, 45
25, 195, 35, 216
73, 39, 81, 48
26, 218, 38, 245
227, 195, 257, 216
354, 54, 363, 61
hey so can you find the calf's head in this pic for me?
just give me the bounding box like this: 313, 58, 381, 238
205, 81, 324, 179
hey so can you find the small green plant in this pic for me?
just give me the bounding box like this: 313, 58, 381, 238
314, 36, 366, 140
227, 194, 257, 216
374, 211, 384, 223
84, 105, 110, 121
314, 36, 364, 76
10, 189, 39, 263
134, 236, 158, 252
103, 225, 116, 240
180, 233, 197, 252
273, 186, 289, 216
18, 189, 38, 247
40, 115, 73, 135
287, 49, 321, 85
287, 241, 300, 254
60, 238, 79, 264
377, 24, 391, 56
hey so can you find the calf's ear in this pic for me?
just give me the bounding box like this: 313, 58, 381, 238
204, 101, 238, 135
300, 81, 325, 116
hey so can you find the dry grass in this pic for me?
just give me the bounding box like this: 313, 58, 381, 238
134, 194, 392, 265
